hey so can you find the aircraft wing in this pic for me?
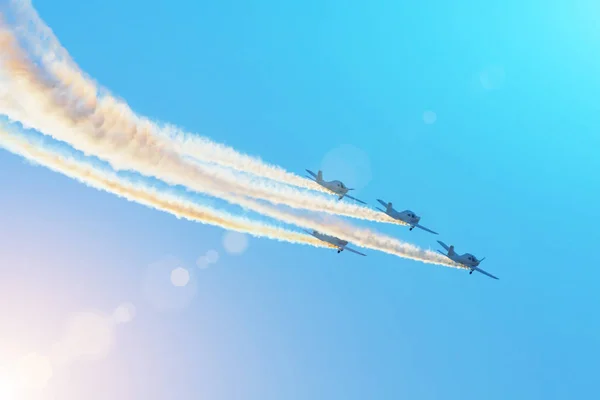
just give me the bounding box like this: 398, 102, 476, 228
437, 240, 450, 251
344, 194, 367, 205
344, 246, 367, 256
414, 223, 439, 235
472, 266, 499, 280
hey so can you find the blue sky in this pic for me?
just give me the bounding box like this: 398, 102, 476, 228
0, 0, 599, 399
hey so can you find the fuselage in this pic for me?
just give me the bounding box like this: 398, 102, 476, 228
312, 230, 348, 248
384, 206, 420, 226
319, 179, 349, 196
396, 210, 420, 225
448, 252, 480, 268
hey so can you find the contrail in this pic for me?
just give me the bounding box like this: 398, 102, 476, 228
0, 5, 403, 223
0, 75, 457, 269
0, 17, 462, 269
1, 121, 459, 269
0, 22, 401, 228
5, 0, 327, 193
0, 122, 332, 249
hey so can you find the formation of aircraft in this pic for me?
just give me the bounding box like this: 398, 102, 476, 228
303, 168, 499, 280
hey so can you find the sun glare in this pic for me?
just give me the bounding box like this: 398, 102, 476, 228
0, 377, 17, 400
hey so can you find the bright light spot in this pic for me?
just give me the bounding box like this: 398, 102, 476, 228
113, 302, 136, 324
197, 249, 219, 269
170, 267, 190, 287
223, 231, 249, 254
196, 256, 210, 269
206, 249, 219, 264
320, 144, 372, 190
423, 110, 437, 124
479, 66, 505, 90
142, 256, 198, 312
15, 352, 53, 391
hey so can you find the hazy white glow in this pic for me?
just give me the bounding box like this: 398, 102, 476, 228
0, 376, 16, 400
51, 312, 115, 365
113, 302, 136, 324
223, 231, 249, 254
14, 352, 53, 391
205, 249, 219, 263
423, 110, 437, 124
480, 66, 505, 90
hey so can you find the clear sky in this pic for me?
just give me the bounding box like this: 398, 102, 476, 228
1, 0, 599, 399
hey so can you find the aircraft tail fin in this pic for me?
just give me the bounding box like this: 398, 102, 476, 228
317, 170, 323, 182
376, 199, 392, 213
437, 240, 453, 255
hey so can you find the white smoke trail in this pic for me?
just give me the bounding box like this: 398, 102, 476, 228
0, 122, 332, 248
0, 22, 406, 231
0, 3, 404, 223
0, 108, 458, 269
1, 120, 459, 269
0, 16, 461, 269
0, 89, 456, 269
6, 0, 322, 192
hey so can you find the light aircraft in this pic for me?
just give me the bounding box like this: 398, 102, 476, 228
305, 169, 367, 204
375, 199, 438, 234
303, 229, 367, 256
436, 240, 498, 280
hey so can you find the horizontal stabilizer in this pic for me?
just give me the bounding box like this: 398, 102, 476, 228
376, 199, 391, 208
305, 169, 318, 179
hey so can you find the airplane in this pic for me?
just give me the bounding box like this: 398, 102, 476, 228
436, 240, 498, 280
303, 229, 367, 256
305, 169, 367, 204
375, 199, 438, 234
